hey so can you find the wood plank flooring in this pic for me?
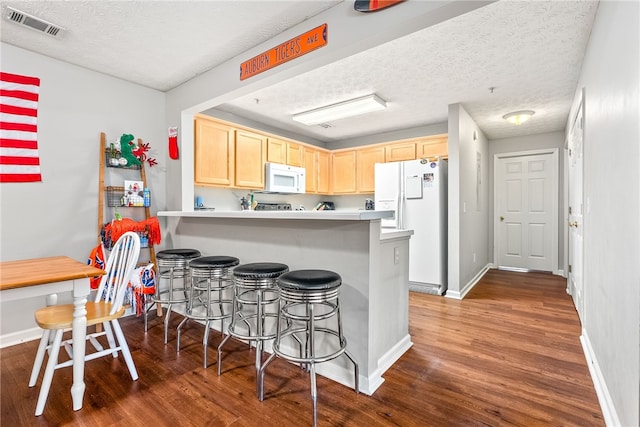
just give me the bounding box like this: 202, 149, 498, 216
1, 269, 604, 426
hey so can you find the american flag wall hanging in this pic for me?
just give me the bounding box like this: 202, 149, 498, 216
0, 72, 42, 183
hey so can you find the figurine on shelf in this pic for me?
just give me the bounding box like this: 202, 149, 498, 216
119, 134, 142, 167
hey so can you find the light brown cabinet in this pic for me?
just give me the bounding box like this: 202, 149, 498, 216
385, 143, 416, 162
234, 130, 267, 188
286, 142, 305, 167
194, 115, 447, 194
356, 146, 385, 193
304, 147, 318, 193
304, 146, 330, 194
331, 150, 357, 194
317, 150, 330, 194
416, 136, 448, 159
266, 138, 287, 164
267, 138, 305, 168
194, 118, 234, 186
194, 116, 265, 189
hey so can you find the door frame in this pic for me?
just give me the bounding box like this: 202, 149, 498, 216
566, 89, 585, 320
493, 148, 560, 274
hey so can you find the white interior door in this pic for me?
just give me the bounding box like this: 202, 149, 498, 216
568, 101, 584, 322
495, 150, 558, 272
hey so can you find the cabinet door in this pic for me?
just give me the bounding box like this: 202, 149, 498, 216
194, 118, 234, 186
317, 150, 330, 194
332, 150, 357, 194
304, 147, 318, 193
287, 142, 305, 167
357, 146, 385, 193
385, 143, 416, 162
416, 136, 448, 159
266, 138, 286, 164
235, 130, 267, 188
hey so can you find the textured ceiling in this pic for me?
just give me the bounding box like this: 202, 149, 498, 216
0, 0, 598, 142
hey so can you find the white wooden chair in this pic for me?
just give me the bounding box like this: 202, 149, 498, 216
29, 231, 141, 416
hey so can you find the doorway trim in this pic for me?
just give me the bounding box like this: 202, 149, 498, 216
493, 148, 560, 274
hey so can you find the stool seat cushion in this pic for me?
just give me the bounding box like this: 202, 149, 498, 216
277, 269, 342, 291
233, 262, 289, 279
157, 249, 201, 259
190, 256, 240, 269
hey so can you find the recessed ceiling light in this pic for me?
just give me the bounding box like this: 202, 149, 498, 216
503, 110, 535, 125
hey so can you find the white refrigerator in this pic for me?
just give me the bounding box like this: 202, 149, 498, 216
374, 159, 448, 295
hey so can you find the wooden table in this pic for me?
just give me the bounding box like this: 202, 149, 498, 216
0, 256, 105, 412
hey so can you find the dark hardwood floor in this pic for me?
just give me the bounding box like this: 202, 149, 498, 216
1, 269, 604, 426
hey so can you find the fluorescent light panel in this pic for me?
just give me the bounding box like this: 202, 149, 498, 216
292, 94, 387, 126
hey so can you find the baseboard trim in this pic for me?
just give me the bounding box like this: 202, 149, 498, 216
445, 263, 492, 300
0, 327, 42, 348
580, 330, 621, 427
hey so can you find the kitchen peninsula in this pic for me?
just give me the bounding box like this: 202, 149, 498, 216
158, 209, 413, 394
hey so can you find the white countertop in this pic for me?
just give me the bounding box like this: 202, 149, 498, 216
157, 209, 395, 221
380, 228, 415, 240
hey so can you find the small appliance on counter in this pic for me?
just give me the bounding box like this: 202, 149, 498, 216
313, 201, 335, 211
254, 202, 292, 211
365, 198, 375, 210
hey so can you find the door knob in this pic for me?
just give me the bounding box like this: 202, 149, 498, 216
500, 216, 504, 222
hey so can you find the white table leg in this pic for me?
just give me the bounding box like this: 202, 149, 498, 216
71, 277, 89, 411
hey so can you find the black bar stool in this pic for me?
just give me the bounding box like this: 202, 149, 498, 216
145, 248, 201, 344
176, 255, 239, 368
217, 262, 289, 386
258, 269, 359, 427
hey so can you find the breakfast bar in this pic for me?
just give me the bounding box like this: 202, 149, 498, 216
158, 209, 413, 395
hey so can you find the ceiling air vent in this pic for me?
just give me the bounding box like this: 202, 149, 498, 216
4, 6, 65, 38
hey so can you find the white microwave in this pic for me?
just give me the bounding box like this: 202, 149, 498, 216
265, 162, 306, 194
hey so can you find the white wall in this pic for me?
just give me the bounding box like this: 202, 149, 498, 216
567, 2, 640, 425
447, 104, 490, 298
0, 44, 166, 340
488, 131, 566, 269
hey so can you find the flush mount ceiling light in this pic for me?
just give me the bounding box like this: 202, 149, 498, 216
503, 110, 535, 125
292, 94, 387, 126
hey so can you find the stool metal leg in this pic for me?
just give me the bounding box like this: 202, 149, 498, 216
309, 303, 318, 427
217, 287, 238, 376
258, 296, 282, 401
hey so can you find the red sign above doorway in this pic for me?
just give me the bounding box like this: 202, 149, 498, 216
240, 24, 327, 81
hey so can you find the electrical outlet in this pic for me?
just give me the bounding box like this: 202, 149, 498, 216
394, 247, 400, 265
473, 252, 476, 263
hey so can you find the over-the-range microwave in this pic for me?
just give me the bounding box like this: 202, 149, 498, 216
264, 162, 306, 194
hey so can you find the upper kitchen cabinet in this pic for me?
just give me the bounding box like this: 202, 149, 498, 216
317, 150, 330, 194
385, 142, 416, 162
267, 138, 305, 168
194, 116, 234, 186
266, 138, 287, 164
235, 129, 267, 188
286, 142, 305, 167
304, 146, 331, 194
416, 134, 448, 159
331, 150, 357, 194
304, 146, 318, 193
357, 146, 385, 193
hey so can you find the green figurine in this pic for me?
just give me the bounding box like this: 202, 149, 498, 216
119, 134, 141, 167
